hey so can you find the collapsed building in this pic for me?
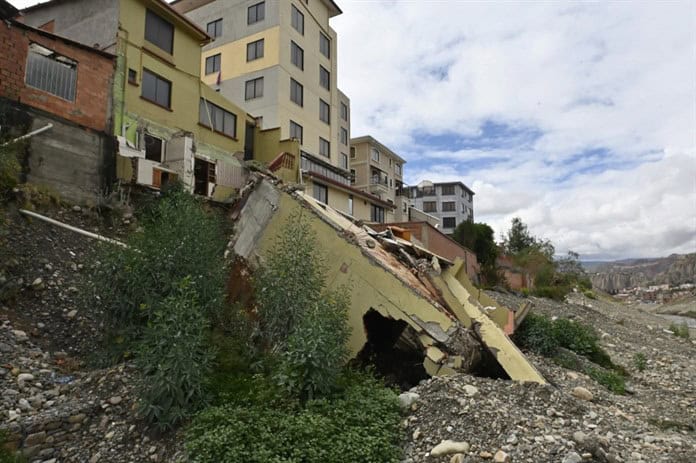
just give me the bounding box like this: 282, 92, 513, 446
229, 174, 545, 385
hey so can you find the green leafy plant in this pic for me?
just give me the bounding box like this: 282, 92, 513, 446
668, 322, 690, 339
89, 184, 227, 359
633, 352, 647, 372
136, 279, 215, 431
0, 430, 26, 463
185, 373, 402, 463
253, 209, 351, 400
586, 367, 626, 394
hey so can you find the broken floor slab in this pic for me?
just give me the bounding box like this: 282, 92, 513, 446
229, 176, 545, 384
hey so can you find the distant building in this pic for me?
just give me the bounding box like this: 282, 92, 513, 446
349, 135, 406, 223
407, 180, 475, 234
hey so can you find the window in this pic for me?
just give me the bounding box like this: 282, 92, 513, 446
141, 69, 171, 109
206, 18, 222, 37
371, 148, 380, 162
290, 41, 304, 70
205, 53, 221, 75
340, 153, 348, 169
290, 78, 303, 106
423, 201, 437, 213
350, 169, 356, 184
320, 32, 330, 58
245, 77, 263, 100
246, 39, 264, 61
395, 163, 402, 175
443, 217, 456, 229
143, 134, 163, 162
291, 4, 304, 34
128, 68, 137, 84
319, 66, 330, 90
145, 9, 174, 54
319, 137, 330, 157
290, 120, 303, 144
371, 204, 385, 223
319, 99, 330, 124
442, 201, 456, 212
441, 184, 455, 195
247, 2, 265, 24
340, 127, 348, 145
350, 147, 356, 158
199, 98, 237, 138
25, 43, 77, 101
348, 194, 353, 216
340, 102, 348, 121
313, 182, 327, 204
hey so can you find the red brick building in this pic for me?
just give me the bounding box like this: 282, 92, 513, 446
0, 3, 115, 132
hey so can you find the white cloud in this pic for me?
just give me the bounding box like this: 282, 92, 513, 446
334, 1, 696, 260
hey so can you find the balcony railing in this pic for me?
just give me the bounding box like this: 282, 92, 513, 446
371, 175, 388, 186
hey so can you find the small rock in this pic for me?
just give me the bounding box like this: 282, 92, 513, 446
571, 386, 593, 401
463, 384, 479, 397
72, 205, 82, 212
31, 277, 44, 290
431, 440, 470, 457
12, 330, 28, 342
108, 396, 122, 405
480, 451, 493, 459
66, 309, 78, 319
398, 392, 420, 410
412, 428, 421, 440
573, 431, 587, 444
17, 373, 35, 383
105, 431, 115, 439
493, 450, 511, 463
450, 454, 465, 463
67, 413, 86, 424
562, 452, 583, 463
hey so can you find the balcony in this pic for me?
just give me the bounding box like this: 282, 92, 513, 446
369, 171, 388, 194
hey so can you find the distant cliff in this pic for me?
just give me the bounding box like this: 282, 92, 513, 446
590, 253, 696, 293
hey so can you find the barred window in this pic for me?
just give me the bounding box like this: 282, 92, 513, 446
25, 43, 77, 101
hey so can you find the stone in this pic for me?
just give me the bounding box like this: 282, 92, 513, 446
571, 386, 593, 401
431, 440, 470, 457
412, 428, 421, 440
12, 330, 28, 342
89, 453, 100, 463
67, 413, 86, 423
493, 450, 511, 462
572, 431, 587, 444
108, 396, 122, 405
398, 392, 420, 410
31, 277, 44, 290
24, 431, 46, 447
72, 205, 82, 212
66, 309, 78, 319
480, 451, 493, 459
105, 431, 115, 439
17, 373, 35, 383
562, 452, 583, 463
450, 454, 465, 463
463, 384, 479, 397
18, 398, 31, 411
0, 341, 13, 353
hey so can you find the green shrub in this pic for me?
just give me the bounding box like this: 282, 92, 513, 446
0, 143, 20, 196
583, 290, 597, 299
90, 184, 227, 358
512, 313, 558, 356
254, 210, 351, 400
586, 367, 626, 394
186, 373, 402, 463
668, 322, 690, 339
135, 279, 215, 431
633, 352, 647, 372
532, 285, 569, 301
0, 430, 25, 463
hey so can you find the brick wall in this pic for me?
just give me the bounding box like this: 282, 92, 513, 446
0, 21, 114, 133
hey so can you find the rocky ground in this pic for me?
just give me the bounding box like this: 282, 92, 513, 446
2, 201, 695, 462
401, 291, 695, 463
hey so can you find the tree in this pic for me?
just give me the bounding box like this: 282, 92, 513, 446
452, 221, 498, 267
504, 217, 536, 255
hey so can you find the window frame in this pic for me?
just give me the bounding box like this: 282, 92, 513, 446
340, 127, 348, 145
143, 133, 164, 163
245, 76, 264, 100
441, 184, 456, 195
371, 204, 385, 223
443, 217, 457, 229
319, 65, 330, 90
423, 201, 437, 213
141, 68, 172, 109
199, 98, 238, 139
290, 41, 304, 70
319, 137, 330, 158
290, 78, 303, 107
371, 148, 380, 163
340, 102, 348, 121
206, 18, 222, 38
320, 32, 330, 59
247, 1, 265, 25
144, 9, 174, 55
313, 182, 328, 204
25, 43, 77, 101
442, 201, 456, 212
340, 153, 348, 169
290, 120, 303, 144
319, 99, 330, 124
291, 4, 304, 35
205, 53, 221, 75
246, 38, 264, 61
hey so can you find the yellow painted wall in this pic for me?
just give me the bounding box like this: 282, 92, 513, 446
201, 27, 281, 86
255, 194, 457, 358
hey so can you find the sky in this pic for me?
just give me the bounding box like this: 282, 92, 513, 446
11, 0, 696, 261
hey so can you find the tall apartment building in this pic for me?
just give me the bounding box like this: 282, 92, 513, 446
408, 180, 475, 235
173, 0, 366, 216
349, 136, 406, 223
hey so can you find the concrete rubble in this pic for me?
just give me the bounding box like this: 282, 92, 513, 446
228, 174, 546, 384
